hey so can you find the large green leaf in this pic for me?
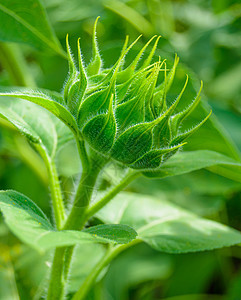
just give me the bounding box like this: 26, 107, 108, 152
0, 90, 78, 134
0, 0, 65, 56
0, 98, 57, 158
143, 150, 241, 183
0, 190, 137, 252
96, 192, 241, 253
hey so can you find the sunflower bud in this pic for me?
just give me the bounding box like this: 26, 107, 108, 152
64, 19, 211, 171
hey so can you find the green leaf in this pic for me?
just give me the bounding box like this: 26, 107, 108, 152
0, 191, 136, 252
0, 89, 78, 135
143, 150, 241, 183
84, 224, 137, 244
96, 192, 241, 253
0, 0, 65, 56
68, 243, 106, 293
0, 99, 58, 157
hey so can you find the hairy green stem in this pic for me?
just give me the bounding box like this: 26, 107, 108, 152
86, 170, 141, 220
0, 42, 36, 87
63, 159, 103, 231
75, 134, 90, 174
60, 168, 140, 298
47, 247, 66, 300
47, 152, 104, 299
73, 239, 142, 300
47, 145, 140, 299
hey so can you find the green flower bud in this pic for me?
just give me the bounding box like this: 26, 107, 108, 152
63, 19, 211, 171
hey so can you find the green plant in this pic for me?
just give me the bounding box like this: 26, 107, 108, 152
0, 12, 241, 300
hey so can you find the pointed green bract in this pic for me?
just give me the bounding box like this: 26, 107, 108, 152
170, 81, 203, 136
130, 143, 186, 170
78, 37, 129, 128
83, 113, 116, 153
116, 35, 143, 83
115, 95, 145, 132
153, 76, 189, 147
111, 122, 156, 164
142, 36, 161, 69
152, 55, 179, 116
97, 35, 130, 89
117, 35, 156, 82
170, 110, 212, 146
144, 61, 163, 122
86, 17, 102, 76
115, 65, 159, 131
82, 95, 116, 153
64, 36, 87, 117
78, 86, 114, 128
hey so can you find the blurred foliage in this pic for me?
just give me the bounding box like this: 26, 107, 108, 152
0, 0, 240, 299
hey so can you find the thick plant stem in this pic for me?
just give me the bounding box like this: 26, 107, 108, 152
63, 167, 101, 230
47, 155, 139, 299
47, 153, 104, 300
72, 239, 142, 300
75, 135, 89, 174
86, 170, 141, 219
63, 152, 105, 231
47, 247, 66, 300
0, 42, 36, 87
61, 169, 141, 298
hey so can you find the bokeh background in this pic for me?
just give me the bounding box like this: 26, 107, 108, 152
0, 0, 241, 299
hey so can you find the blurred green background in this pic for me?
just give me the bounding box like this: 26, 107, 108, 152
0, 0, 241, 299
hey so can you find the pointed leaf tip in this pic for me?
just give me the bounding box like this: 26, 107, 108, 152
142, 35, 161, 69
170, 110, 212, 146
87, 17, 102, 76
170, 80, 204, 135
